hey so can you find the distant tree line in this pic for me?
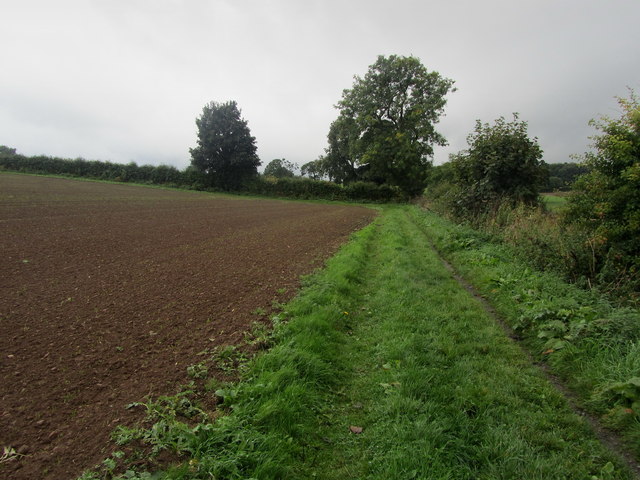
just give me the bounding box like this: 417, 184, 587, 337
545, 162, 589, 191
0, 148, 406, 203
0, 151, 206, 188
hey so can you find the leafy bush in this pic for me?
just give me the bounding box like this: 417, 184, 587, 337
565, 92, 640, 298
449, 114, 547, 216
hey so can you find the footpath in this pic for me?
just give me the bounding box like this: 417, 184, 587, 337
289, 207, 632, 479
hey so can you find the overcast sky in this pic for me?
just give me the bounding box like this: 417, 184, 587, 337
1, 0, 638, 170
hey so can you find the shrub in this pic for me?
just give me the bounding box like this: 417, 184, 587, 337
449, 114, 547, 216
565, 91, 640, 299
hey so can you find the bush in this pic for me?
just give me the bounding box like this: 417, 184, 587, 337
449, 114, 547, 216
565, 92, 640, 299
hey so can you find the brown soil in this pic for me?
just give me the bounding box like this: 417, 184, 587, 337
0, 174, 376, 480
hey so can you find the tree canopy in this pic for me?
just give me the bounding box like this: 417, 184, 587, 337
450, 114, 546, 214
328, 55, 455, 196
190, 101, 260, 190
264, 158, 297, 178
545, 162, 589, 191
300, 158, 326, 180
0, 145, 17, 156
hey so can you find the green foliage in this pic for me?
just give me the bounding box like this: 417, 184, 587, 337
332, 55, 455, 196
0, 153, 206, 188
601, 378, 640, 413
244, 175, 407, 202
263, 158, 296, 178
419, 207, 640, 457
300, 158, 325, 180
566, 92, 640, 294
323, 115, 361, 183
544, 162, 589, 191
0, 145, 17, 156
450, 114, 547, 215
189, 100, 261, 190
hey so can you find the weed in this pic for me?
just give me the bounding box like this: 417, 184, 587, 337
243, 321, 272, 348
211, 345, 248, 374
111, 425, 145, 446
600, 378, 640, 414
186, 362, 208, 379
203, 377, 225, 393
0, 446, 24, 464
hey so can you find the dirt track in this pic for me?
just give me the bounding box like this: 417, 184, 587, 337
0, 174, 376, 480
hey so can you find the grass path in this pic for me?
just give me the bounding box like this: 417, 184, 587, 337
293, 207, 629, 479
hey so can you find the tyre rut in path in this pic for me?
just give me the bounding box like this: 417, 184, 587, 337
0, 174, 377, 480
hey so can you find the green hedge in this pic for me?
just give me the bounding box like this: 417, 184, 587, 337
243, 176, 406, 203
0, 154, 406, 203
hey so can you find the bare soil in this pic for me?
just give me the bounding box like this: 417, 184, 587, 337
0, 174, 376, 480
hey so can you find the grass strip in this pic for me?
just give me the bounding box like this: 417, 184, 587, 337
413, 206, 640, 464
83, 206, 633, 479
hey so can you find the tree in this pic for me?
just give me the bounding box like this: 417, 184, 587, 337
0, 145, 17, 156
450, 114, 546, 214
332, 55, 455, 196
545, 162, 589, 191
264, 158, 296, 178
323, 116, 360, 184
566, 91, 640, 288
300, 158, 326, 180
189, 101, 260, 190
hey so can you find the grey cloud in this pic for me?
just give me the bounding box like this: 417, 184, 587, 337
1, 0, 639, 169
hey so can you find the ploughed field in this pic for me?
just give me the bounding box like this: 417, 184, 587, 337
0, 174, 376, 480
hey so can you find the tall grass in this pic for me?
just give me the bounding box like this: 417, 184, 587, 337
424, 192, 638, 303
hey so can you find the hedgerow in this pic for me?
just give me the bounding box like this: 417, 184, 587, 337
0, 152, 406, 203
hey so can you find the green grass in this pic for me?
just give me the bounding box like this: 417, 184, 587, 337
542, 193, 569, 212
416, 207, 640, 464
80, 206, 633, 479
294, 207, 628, 479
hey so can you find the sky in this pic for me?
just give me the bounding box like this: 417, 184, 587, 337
1, 0, 639, 170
